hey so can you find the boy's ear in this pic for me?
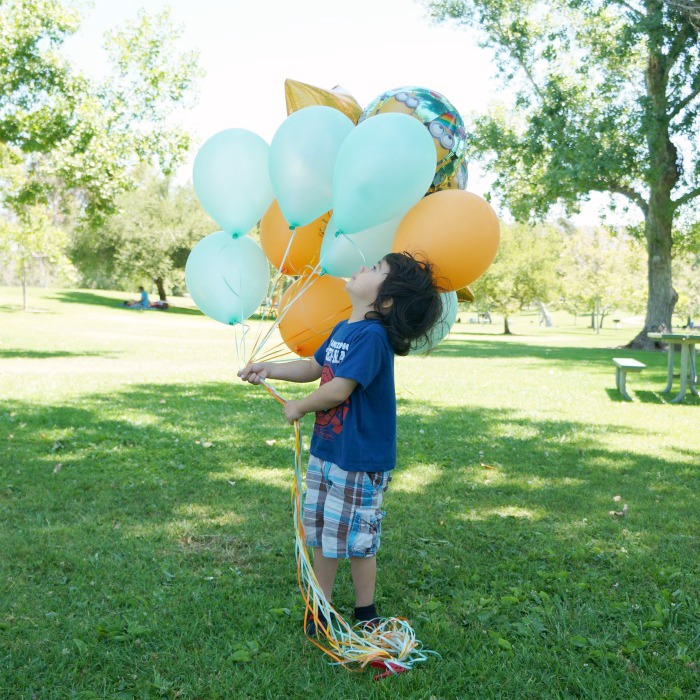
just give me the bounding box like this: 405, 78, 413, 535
380, 298, 393, 311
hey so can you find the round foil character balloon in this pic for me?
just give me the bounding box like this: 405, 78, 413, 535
360, 86, 467, 190
429, 160, 468, 194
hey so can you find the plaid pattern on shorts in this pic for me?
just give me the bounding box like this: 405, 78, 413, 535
303, 454, 391, 559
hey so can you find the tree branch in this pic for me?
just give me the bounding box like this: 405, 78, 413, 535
666, 21, 695, 74
673, 185, 700, 208
664, 0, 700, 28
603, 184, 650, 216
669, 84, 700, 119
609, 0, 646, 19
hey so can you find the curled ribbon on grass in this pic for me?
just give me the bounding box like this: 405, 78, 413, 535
259, 379, 436, 678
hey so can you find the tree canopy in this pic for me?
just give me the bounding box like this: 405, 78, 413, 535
0, 0, 202, 227
426, 0, 700, 347
70, 171, 214, 299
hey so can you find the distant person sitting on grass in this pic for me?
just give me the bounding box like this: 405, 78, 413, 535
123, 286, 150, 309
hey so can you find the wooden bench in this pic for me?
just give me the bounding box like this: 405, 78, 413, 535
613, 358, 646, 400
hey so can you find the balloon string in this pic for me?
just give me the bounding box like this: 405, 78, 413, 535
255, 378, 436, 675
249, 261, 323, 364
252, 310, 351, 364
339, 232, 368, 268
243, 229, 294, 363
249, 269, 309, 362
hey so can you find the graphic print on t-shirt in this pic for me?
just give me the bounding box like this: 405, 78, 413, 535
314, 364, 350, 437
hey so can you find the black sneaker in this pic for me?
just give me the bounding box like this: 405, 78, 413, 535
305, 613, 326, 637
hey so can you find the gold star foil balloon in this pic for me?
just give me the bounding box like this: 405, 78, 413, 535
285, 79, 363, 124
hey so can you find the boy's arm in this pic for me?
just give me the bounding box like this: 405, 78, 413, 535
238, 358, 322, 384
284, 377, 357, 423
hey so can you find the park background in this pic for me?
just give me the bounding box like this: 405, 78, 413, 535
2, 0, 700, 698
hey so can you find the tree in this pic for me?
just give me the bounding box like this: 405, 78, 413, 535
70, 172, 214, 299
558, 226, 647, 332
0, 1, 201, 228
0, 206, 72, 309
426, 0, 700, 349
471, 222, 561, 333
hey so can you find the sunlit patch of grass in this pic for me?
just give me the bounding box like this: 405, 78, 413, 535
170, 504, 248, 526
390, 463, 443, 493
1, 287, 699, 698
458, 505, 544, 521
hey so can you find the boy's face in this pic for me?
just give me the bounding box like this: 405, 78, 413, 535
345, 259, 390, 306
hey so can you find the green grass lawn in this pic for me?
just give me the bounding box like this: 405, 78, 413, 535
1, 286, 699, 699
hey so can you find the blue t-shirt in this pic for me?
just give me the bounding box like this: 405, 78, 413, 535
311, 320, 396, 472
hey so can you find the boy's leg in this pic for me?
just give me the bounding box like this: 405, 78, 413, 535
312, 548, 339, 602
350, 555, 376, 608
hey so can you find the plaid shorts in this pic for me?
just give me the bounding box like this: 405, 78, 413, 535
303, 454, 392, 559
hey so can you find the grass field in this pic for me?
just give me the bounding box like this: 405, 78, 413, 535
1, 286, 699, 699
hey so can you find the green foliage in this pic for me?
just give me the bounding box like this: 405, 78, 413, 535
427, 0, 700, 338
70, 171, 215, 294
0, 205, 76, 305
673, 251, 700, 321
471, 222, 562, 327
558, 226, 647, 321
0, 0, 84, 153
0, 1, 202, 228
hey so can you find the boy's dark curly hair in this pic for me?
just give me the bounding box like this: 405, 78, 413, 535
365, 252, 445, 356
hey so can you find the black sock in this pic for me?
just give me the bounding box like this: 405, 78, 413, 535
310, 610, 326, 626
354, 603, 378, 622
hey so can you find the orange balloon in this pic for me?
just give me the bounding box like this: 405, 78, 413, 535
392, 190, 499, 291
260, 200, 330, 275
278, 274, 352, 357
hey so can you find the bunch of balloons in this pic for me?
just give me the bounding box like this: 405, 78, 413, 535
185, 79, 500, 358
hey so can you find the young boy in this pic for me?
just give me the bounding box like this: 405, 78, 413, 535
238, 252, 443, 631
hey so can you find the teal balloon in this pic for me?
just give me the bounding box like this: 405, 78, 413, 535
332, 112, 436, 234
269, 106, 354, 228
193, 129, 273, 237
185, 232, 270, 325
320, 215, 399, 278
409, 291, 458, 354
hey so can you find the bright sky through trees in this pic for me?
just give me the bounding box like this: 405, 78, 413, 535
64, 0, 496, 143
62, 0, 624, 225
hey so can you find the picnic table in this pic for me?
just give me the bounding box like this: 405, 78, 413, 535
648, 331, 699, 403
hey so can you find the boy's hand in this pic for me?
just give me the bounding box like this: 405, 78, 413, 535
237, 362, 269, 385
284, 399, 306, 424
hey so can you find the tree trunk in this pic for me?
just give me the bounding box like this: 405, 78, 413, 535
504, 316, 513, 335
537, 301, 552, 327
626, 201, 678, 350
21, 263, 28, 311
154, 278, 167, 301
628, 41, 680, 350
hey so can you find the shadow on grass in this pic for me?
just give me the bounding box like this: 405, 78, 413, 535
51, 290, 203, 316
0, 349, 117, 359
434, 337, 663, 364
1, 380, 696, 542
603, 388, 670, 404
630, 389, 674, 404
2, 380, 700, 697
